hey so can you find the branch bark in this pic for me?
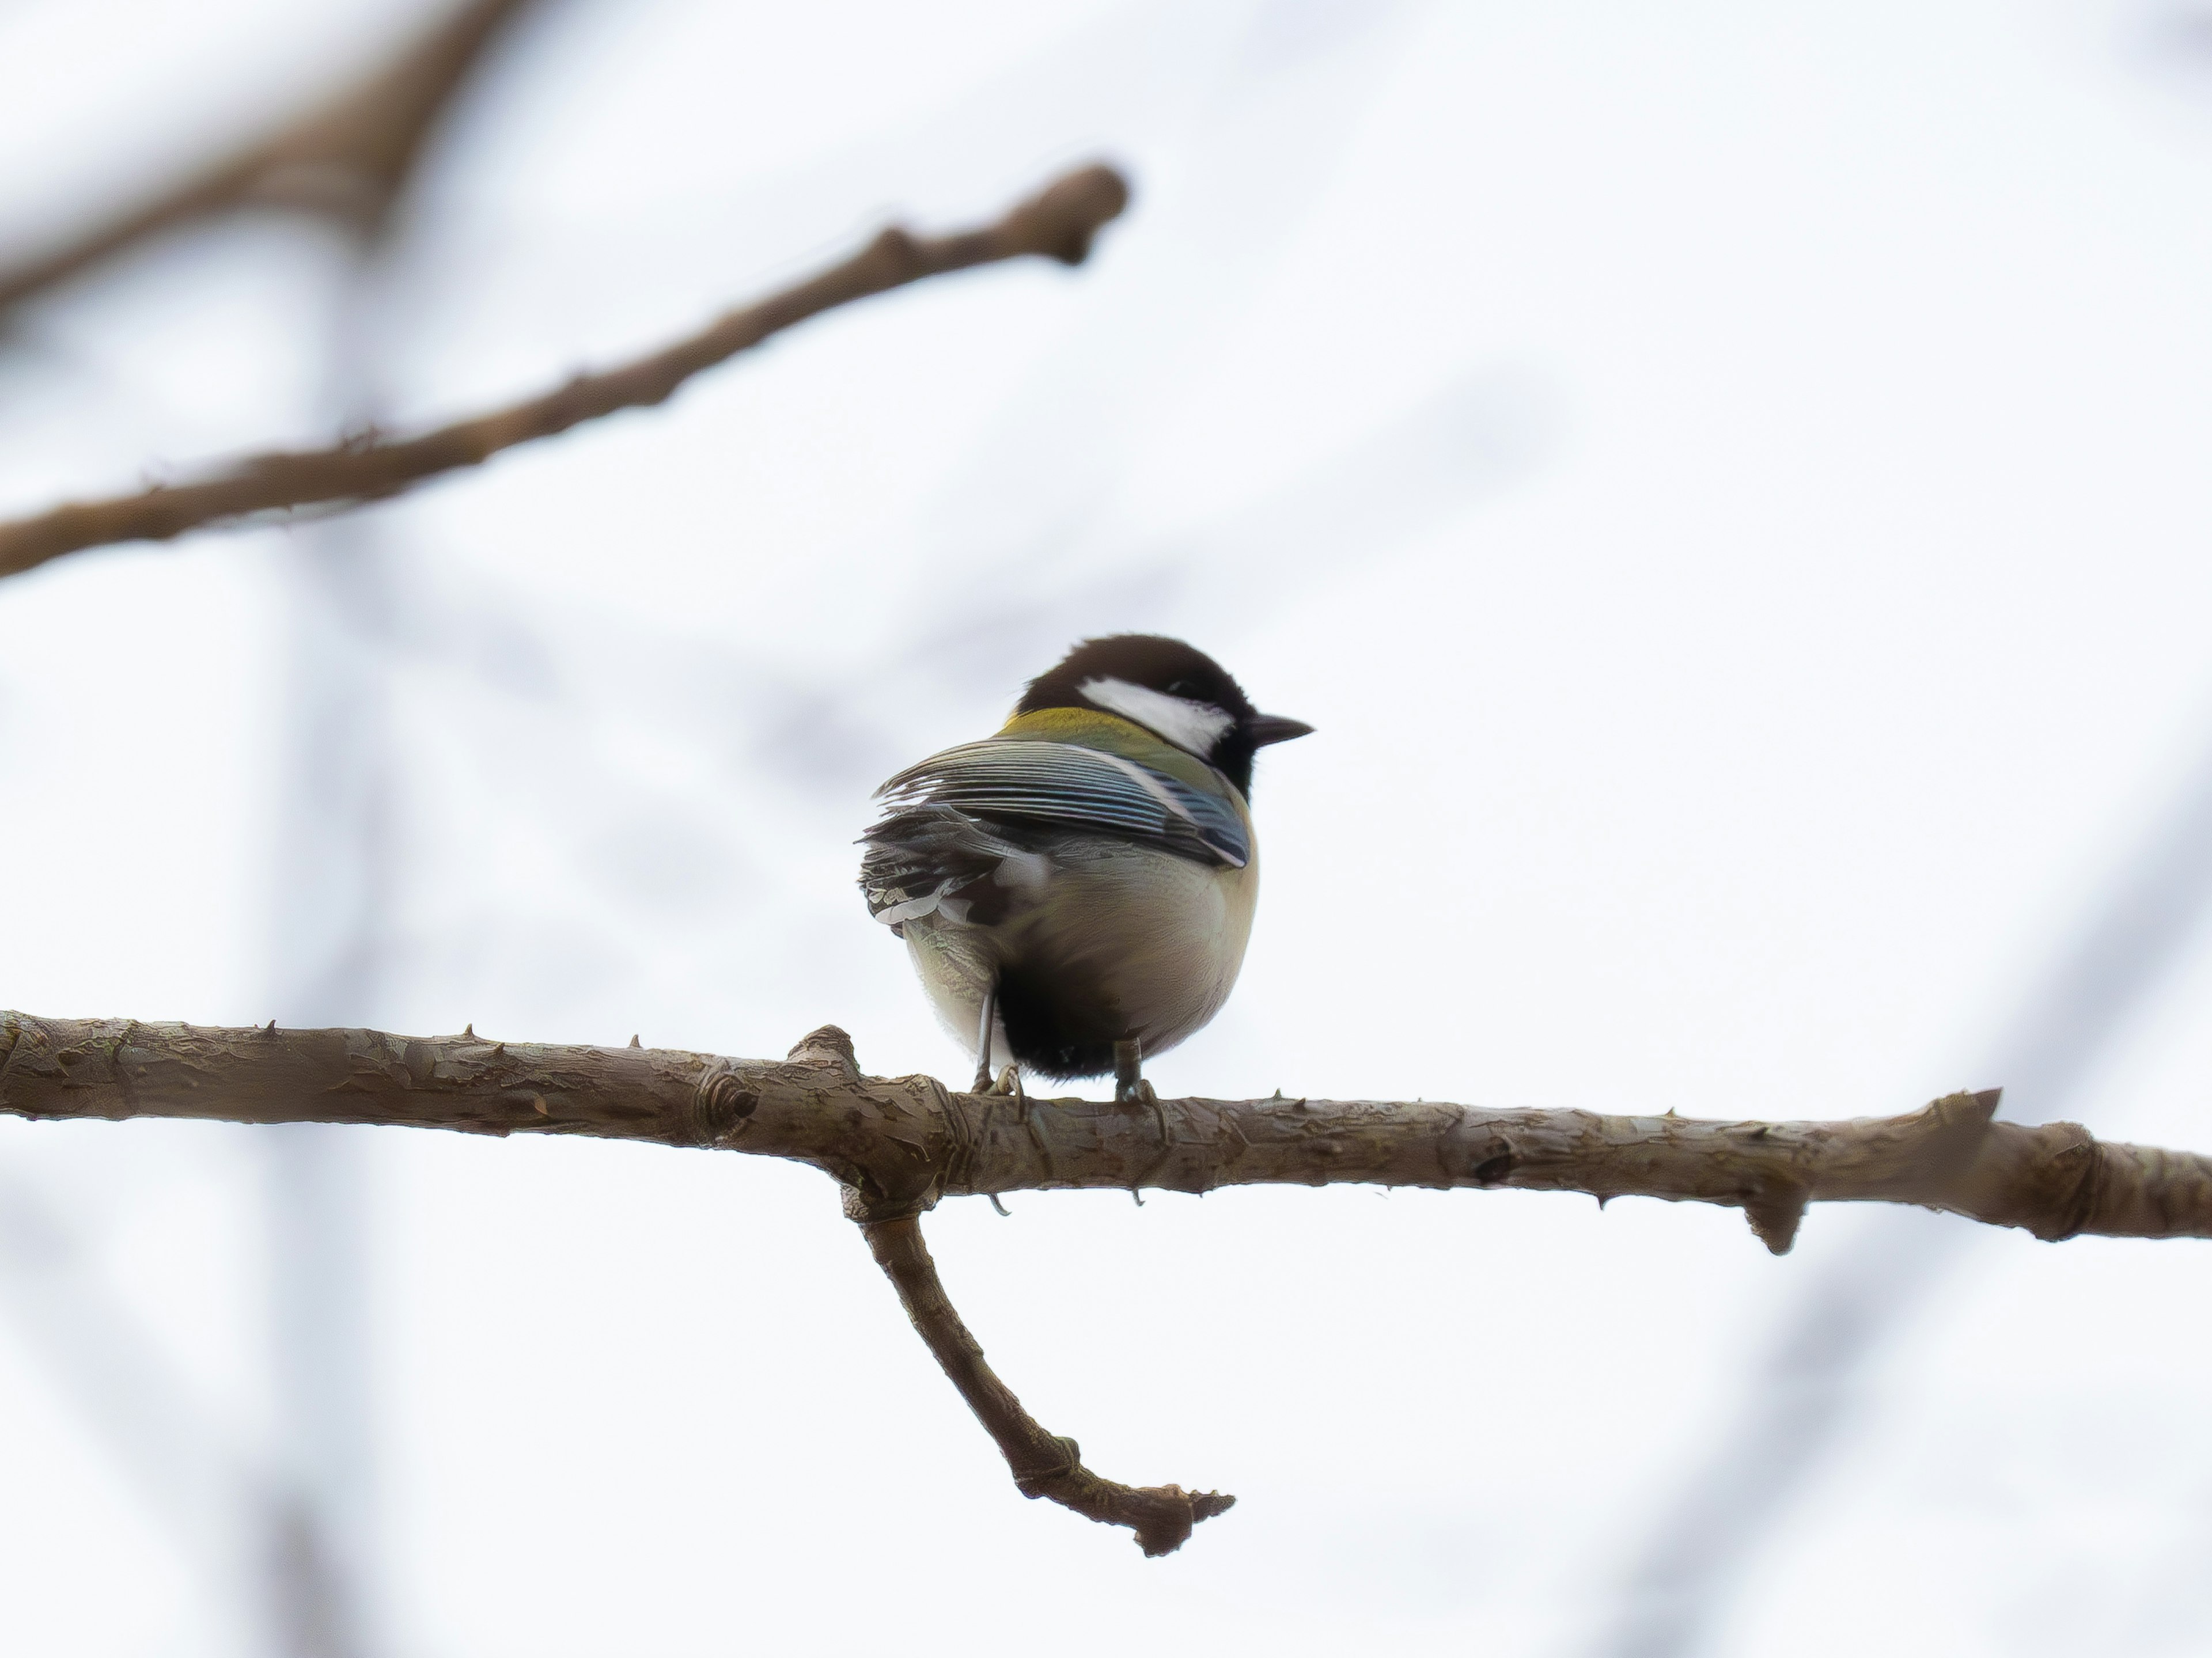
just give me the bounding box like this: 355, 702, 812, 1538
0, 162, 1131, 582
5, 1011, 2206, 1550
6, 1012, 2199, 1245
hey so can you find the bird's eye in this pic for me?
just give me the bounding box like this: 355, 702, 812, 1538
1168, 680, 1197, 699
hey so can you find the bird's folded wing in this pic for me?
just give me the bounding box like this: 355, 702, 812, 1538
870, 739, 1251, 869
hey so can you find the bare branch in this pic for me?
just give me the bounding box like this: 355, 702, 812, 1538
6, 1010, 2206, 1553
0, 0, 546, 312
796, 1023, 1232, 1556
0, 163, 1130, 582
854, 1207, 1234, 1555
3, 1013, 2206, 1243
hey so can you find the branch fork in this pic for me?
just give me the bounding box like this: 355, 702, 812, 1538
800, 1021, 1232, 1554
4, 1009, 2208, 1555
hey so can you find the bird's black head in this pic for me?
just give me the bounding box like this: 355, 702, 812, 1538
1016, 634, 1314, 796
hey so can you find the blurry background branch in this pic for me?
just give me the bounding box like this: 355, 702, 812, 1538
1589, 715, 2212, 1658
0, 161, 1130, 581
0, 0, 546, 313
2, 10, 570, 1653
4, 1010, 2207, 1554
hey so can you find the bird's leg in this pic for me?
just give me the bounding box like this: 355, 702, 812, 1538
1113, 1039, 1155, 1105
972, 980, 998, 1094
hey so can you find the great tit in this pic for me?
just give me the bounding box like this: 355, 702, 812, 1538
859, 635, 1312, 1099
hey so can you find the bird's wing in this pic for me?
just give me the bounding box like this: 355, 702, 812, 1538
857, 802, 1031, 928
857, 739, 1248, 929
874, 739, 1250, 868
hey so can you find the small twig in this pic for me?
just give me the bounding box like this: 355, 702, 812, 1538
851, 1200, 1233, 1555
0, 164, 1131, 581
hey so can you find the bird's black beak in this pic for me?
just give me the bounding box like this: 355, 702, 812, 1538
1247, 714, 1316, 747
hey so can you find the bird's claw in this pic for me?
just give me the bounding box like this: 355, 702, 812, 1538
1111, 1038, 1151, 1105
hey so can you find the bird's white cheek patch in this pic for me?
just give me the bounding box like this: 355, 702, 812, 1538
1077, 676, 1235, 757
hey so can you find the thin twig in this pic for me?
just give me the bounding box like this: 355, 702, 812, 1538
0, 164, 1131, 581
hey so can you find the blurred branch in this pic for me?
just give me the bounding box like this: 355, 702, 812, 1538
0, 1171, 267, 1542
0, 164, 1130, 582
0, 0, 546, 314
6, 1011, 2206, 1550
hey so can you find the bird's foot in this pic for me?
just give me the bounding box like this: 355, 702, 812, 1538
1112, 1038, 1152, 1105
987, 1064, 1025, 1098
970, 981, 1000, 1094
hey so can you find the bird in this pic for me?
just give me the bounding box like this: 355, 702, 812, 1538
858, 635, 1312, 1102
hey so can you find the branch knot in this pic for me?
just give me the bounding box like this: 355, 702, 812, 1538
1742, 1180, 1810, 1255
2026, 1122, 2105, 1242
689, 1065, 758, 1146
786, 1025, 859, 1080
1006, 163, 1131, 264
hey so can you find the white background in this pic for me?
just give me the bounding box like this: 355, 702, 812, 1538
2, 1, 2210, 1653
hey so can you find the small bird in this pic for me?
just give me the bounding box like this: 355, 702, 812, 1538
859, 635, 1313, 1100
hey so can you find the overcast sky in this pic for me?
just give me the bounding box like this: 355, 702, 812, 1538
2, 2, 2211, 1654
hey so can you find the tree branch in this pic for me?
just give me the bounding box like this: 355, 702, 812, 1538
0, 162, 1131, 582
0, 0, 548, 314
791, 1027, 1234, 1555
4, 1013, 2206, 1240
853, 1206, 1235, 1555
5, 1011, 2206, 1551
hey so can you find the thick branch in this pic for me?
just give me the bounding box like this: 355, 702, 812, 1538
0, 163, 1131, 581
0, 0, 545, 313
7, 1011, 2206, 1555
5, 1012, 2207, 1247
